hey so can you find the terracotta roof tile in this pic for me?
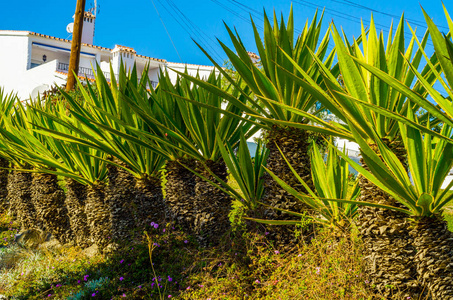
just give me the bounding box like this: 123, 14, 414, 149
247, 51, 260, 60
135, 54, 166, 63
114, 44, 136, 53
29, 32, 112, 51
55, 70, 96, 82
167, 62, 216, 69
84, 11, 95, 18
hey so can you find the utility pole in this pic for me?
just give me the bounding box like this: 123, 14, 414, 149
66, 0, 86, 91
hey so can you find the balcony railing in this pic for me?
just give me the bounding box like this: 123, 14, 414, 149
57, 62, 158, 89
57, 62, 111, 79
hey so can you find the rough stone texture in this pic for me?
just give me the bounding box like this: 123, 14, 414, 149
411, 216, 453, 300
165, 159, 197, 232
7, 166, 40, 230
85, 183, 111, 251
194, 159, 232, 247
65, 178, 91, 248
106, 159, 136, 243
6, 170, 17, 218
0, 157, 9, 213
357, 139, 421, 299
31, 171, 72, 245
261, 126, 315, 248
134, 175, 165, 229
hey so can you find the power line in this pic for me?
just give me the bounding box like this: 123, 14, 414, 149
292, 0, 434, 48
210, 0, 264, 31
157, 0, 225, 62
150, 0, 183, 63
331, 0, 449, 31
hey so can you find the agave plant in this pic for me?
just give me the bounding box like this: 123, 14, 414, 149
50, 64, 168, 243
0, 106, 44, 232
35, 66, 257, 246
4, 100, 75, 245
256, 141, 359, 235
180, 132, 269, 231
113, 71, 257, 246
0, 89, 17, 213
337, 7, 453, 299
263, 13, 447, 296
333, 109, 453, 299
7, 99, 110, 249
176, 8, 341, 247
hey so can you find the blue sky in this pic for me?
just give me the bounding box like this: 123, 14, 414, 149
1, 0, 451, 66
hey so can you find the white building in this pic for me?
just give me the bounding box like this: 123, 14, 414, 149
0, 12, 216, 100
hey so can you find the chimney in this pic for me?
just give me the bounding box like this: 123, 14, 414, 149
111, 45, 136, 74
72, 11, 96, 45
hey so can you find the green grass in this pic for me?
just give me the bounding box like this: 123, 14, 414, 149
0, 213, 379, 300
2, 182, 453, 299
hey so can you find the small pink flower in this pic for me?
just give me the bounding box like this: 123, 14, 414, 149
120, 277, 124, 281
274, 250, 280, 254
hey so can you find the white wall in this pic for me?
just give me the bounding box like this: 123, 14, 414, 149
10, 59, 65, 99
0, 34, 31, 95
165, 62, 217, 84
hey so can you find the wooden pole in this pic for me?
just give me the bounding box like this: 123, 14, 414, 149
66, 0, 86, 91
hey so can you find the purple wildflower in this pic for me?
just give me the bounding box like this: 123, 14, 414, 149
119, 277, 124, 281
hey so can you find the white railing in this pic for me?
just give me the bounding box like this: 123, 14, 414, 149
57, 62, 158, 89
